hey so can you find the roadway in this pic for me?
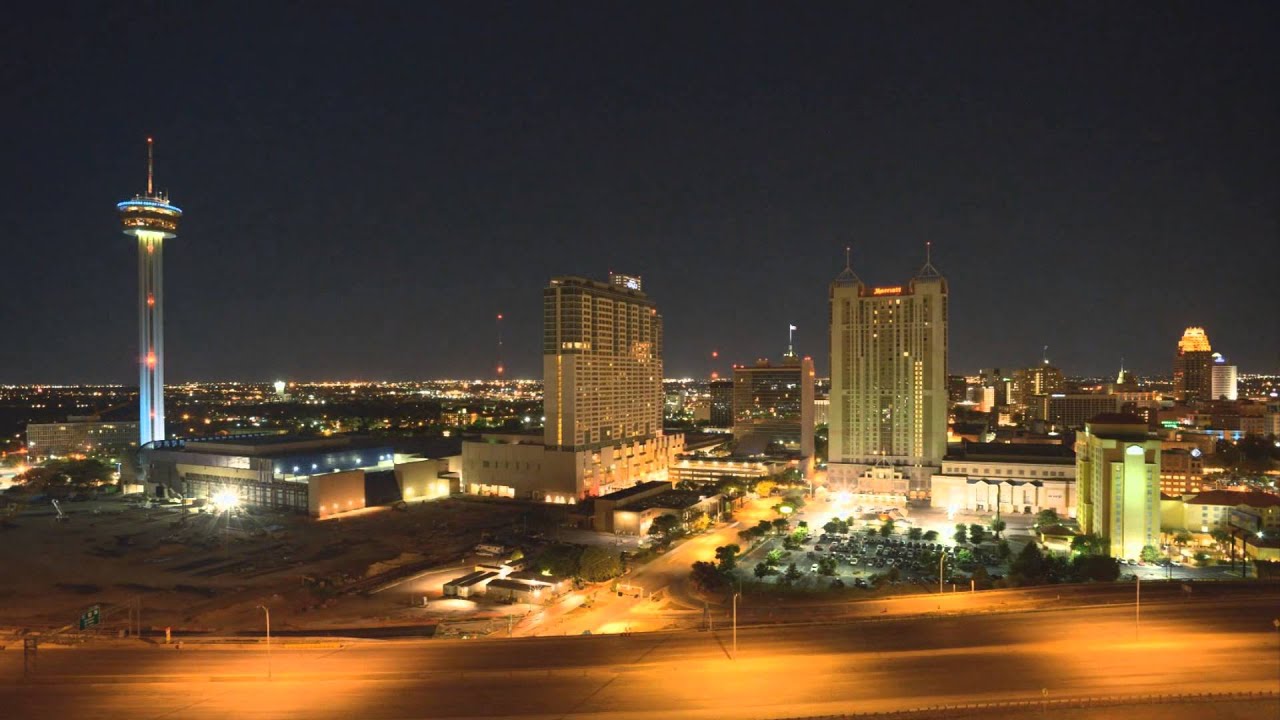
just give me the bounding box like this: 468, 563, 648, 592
4, 591, 1278, 719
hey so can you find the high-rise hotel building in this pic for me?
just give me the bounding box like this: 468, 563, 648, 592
461, 273, 683, 502
828, 251, 947, 497
543, 274, 662, 450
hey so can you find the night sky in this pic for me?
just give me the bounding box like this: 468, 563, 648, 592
4, 3, 1277, 383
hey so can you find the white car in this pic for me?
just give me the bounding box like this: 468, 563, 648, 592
810, 563, 820, 572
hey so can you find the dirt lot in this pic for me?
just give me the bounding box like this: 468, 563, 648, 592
0, 495, 528, 637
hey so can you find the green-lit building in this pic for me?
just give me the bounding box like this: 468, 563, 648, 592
1075, 414, 1162, 560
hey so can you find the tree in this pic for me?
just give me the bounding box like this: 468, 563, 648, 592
885, 566, 901, 582
1034, 508, 1060, 527
923, 530, 939, 542
865, 526, 878, 537
954, 524, 968, 545
996, 539, 1012, 561
1173, 529, 1193, 548
754, 480, 777, 497
716, 478, 745, 497
714, 544, 740, 572
754, 520, 774, 537
753, 561, 773, 578
781, 562, 802, 585
1209, 528, 1230, 549
1071, 533, 1106, 556
648, 514, 680, 541
818, 556, 837, 576
771, 517, 790, 534
1139, 545, 1162, 564
970, 564, 993, 590
782, 491, 807, 510
907, 527, 923, 541
1009, 542, 1047, 586
879, 519, 895, 538
579, 546, 623, 582
687, 512, 712, 533
1070, 554, 1120, 582
690, 561, 728, 594
534, 544, 582, 577
968, 523, 986, 545
989, 518, 1006, 540
765, 548, 784, 566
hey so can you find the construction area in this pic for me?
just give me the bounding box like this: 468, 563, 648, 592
0, 493, 553, 641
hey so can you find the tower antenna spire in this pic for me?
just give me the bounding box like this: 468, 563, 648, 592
845, 245, 852, 272
146, 137, 154, 196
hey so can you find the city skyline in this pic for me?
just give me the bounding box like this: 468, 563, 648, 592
5, 4, 1279, 383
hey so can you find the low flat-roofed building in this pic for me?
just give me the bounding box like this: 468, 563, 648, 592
486, 577, 555, 603
930, 442, 1077, 516
1162, 489, 1280, 534
143, 434, 396, 517
26, 417, 139, 459
605, 489, 723, 535
668, 454, 790, 485
443, 570, 499, 598
461, 431, 685, 504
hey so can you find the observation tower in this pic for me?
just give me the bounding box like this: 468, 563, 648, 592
117, 138, 182, 446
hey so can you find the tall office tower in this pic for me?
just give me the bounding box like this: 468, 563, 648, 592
1210, 353, 1238, 401
1173, 327, 1213, 404
731, 353, 815, 466
828, 247, 948, 497
1075, 414, 1161, 559
117, 138, 182, 447
543, 273, 662, 452
709, 379, 734, 427
1011, 362, 1065, 409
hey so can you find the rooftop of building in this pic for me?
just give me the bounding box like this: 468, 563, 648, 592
1084, 413, 1154, 440
547, 275, 653, 303
598, 480, 671, 502
171, 433, 392, 459
1185, 490, 1280, 508
944, 441, 1075, 464
623, 489, 717, 512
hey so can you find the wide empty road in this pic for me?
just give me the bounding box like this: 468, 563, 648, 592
3, 594, 1278, 719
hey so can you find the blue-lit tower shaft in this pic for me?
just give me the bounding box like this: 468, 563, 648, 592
118, 139, 181, 447
137, 234, 165, 444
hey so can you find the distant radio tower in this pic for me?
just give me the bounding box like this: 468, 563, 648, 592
118, 138, 182, 446
495, 313, 505, 378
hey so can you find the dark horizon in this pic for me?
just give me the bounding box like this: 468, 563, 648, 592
4, 3, 1278, 384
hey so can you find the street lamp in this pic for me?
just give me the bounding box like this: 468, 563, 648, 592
1134, 576, 1140, 639
1273, 618, 1279, 695
256, 604, 271, 679
732, 589, 742, 655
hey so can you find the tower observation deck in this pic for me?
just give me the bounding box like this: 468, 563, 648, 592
118, 138, 182, 447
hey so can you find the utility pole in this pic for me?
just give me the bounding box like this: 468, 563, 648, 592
732, 592, 740, 657
938, 553, 945, 594
256, 605, 271, 680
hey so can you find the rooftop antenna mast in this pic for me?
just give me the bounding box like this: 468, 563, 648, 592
1043, 345, 1049, 365
146, 137, 154, 196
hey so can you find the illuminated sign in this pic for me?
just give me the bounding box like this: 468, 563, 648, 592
611, 274, 642, 291
871, 286, 903, 296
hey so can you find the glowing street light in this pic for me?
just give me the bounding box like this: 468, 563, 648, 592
212, 489, 239, 511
